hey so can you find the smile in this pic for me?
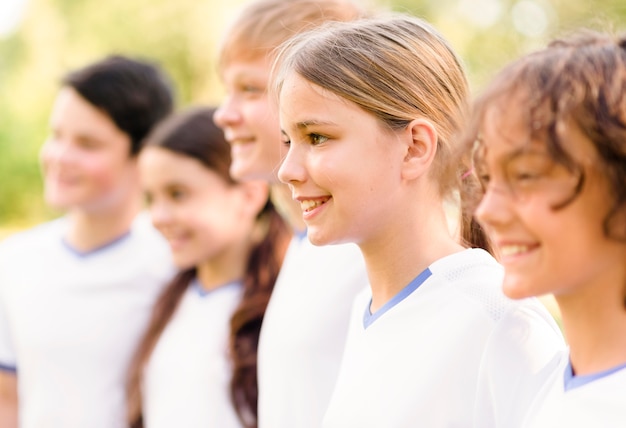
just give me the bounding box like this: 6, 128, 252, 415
300, 198, 330, 213
499, 244, 535, 257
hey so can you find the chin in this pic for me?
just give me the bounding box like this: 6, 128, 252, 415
172, 256, 195, 271
502, 277, 537, 300
307, 228, 345, 247
44, 195, 76, 211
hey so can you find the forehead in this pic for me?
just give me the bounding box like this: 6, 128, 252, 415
140, 146, 225, 186
50, 87, 129, 143
476, 93, 547, 161
477, 96, 598, 169
280, 74, 344, 124
51, 88, 109, 126
219, 55, 271, 82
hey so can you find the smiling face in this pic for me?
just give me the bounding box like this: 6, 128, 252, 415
213, 56, 285, 183
40, 87, 138, 213
139, 146, 259, 269
474, 99, 626, 300
277, 72, 406, 247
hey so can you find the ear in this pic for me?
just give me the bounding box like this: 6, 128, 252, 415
237, 180, 271, 217
400, 118, 438, 181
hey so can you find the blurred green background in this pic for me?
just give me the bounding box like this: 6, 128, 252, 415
0, 0, 625, 237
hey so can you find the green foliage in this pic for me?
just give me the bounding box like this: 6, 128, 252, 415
0, 0, 625, 229
0, 0, 246, 227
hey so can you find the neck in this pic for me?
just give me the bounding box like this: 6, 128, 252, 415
65, 197, 141, 253
557, 276, 626, 376
270, 183, 305, 232
361, 199, 463, 312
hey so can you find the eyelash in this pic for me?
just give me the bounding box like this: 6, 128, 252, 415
281, 132, 329, 147
308, 133, 328, 146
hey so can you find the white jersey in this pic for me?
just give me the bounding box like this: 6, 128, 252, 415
257, 234, 368, 428
0, 213, 173, 428
522, 351, 626, 428
143, 279, 243, 428
322, 248, 565, 428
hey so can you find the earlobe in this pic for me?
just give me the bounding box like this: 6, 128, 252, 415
401, 119, 438, 180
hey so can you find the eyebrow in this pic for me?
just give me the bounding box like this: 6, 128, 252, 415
295, 119, 338, 130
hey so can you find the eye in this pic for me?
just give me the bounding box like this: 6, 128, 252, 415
240, 83, 264, 97
172, 189, 185, 200
245, 85, 261, 92
168, 187, 187, 201
472, 163, 490, 188
143, 192, 154, 206
505, 155, 553, 185
280, 131, 291, 146
309, 133, 328, 146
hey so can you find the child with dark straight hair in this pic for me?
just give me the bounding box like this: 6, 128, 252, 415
128, 107, 290, 428
0, 54, 174, 428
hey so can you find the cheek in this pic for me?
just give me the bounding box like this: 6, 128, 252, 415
39, 142, 58, 173
86, 155, 133, 188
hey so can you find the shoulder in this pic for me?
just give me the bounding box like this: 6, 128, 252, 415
0, 218, 65, 260
280, 238, 367, 287
126, 212, 171, 255
428, 248, 513, 320
293, 237, 364, 265
429, 248, 503, 281
485, 301, 565, 364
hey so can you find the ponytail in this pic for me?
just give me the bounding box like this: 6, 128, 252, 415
126, 269, 196, 428
459, 164, 494, 256
229, 200, 291, 427
125, 202, 290, 428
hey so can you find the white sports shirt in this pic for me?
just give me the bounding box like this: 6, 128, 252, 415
322, 248, 565, 428
0, 214, 173, 428
257, 233, 368, 428
522, 350, 626, 427
142, 279, 244, 428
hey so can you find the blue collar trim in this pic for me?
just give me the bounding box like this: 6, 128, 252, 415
363, 267, 432, 329
564, 359, 626, 391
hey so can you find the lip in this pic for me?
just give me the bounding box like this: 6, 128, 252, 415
223, 130, 255, 145
160, 230, 189, 252
229, 139, 256, 157
46, 173, 80, 187
166, 236, 188, 252
495, 240, 540, 261
294, 195, 332, 220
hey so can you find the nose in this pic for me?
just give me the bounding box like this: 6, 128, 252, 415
474, 184, 514, 230
40, 136, 74, 166
213, 96, 240, 129
277, 143, 307, 186
149, 200, 174, 231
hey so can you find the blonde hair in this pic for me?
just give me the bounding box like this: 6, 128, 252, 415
218, 0, 366, 67
273, 14, 491, 251
274, 14, 468, 192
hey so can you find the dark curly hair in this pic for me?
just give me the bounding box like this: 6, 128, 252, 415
464, 29, 626, 244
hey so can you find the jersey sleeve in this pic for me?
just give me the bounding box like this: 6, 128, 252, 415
473, 301, 565, 428
0, 244, 17, 373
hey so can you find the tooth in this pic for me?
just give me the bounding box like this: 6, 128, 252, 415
500, 245, 530, 256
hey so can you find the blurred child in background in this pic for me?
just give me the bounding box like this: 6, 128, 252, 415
213, 1, 370, 426
0, 55, 174, 428
127, 107, 290, 428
